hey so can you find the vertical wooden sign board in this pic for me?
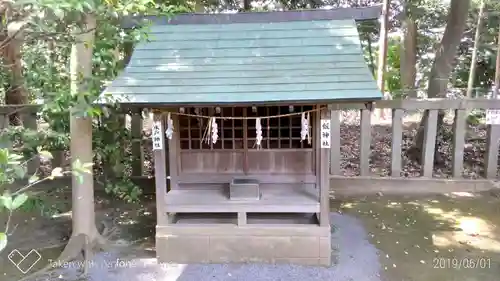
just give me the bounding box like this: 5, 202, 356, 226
152, 120, 164, 150
320, 119, 331, 148
486, 93, 500, 124
486, 109, 500, 125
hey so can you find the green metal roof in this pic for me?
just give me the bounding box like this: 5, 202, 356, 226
101, 17, 382, 105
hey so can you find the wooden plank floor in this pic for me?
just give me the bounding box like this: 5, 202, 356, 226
165, 185, 320, 213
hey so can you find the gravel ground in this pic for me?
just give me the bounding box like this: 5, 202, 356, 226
32, 213, 382, 281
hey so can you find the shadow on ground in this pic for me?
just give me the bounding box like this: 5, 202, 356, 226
2, 210, 383, 281
333, 191, 500, 281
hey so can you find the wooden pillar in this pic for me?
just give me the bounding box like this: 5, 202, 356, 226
243, 107, 249, 174
391, 109, 404, 177
51, 149, 66, 170
421, 110, 438, 177
315, 106, 321, 189
359, 108, 371, 176
485, 126, 500, 178
485, 24, 500, 179
130, 108, 144, 176
23, 111, 39, 175
168, 114, 179, 190
153, 113, 168, 225
0, 113, 8, 149
316, 106, 330, 226
329, 107, 341, 176
451, 109, 466, 178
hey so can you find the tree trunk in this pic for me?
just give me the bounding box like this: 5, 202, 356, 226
364, 33, 375, 76
376, 0, 390, 93
19, 14, 113, 281
374, 0, 390, 120
243, 0, 251, 11
466, 0, 486, 98
410, 0, 471, 164
2, 22, 28, 125
426, 0, 471, 99
118, 40, 134, 70
69, 13, 99, 238
195, 0, 204, 12
493, 23, 500, 100
400, 16, 418, 98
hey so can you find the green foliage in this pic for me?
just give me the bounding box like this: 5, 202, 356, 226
0, 193, 29, 212
0, 232, 6, 252
104, 180, 142, 202
385, 38, 403, 97
466, 110, 485, 125
0, 0, 187, 204
0, 148, 92, 253
371, 37, 403, 97
0, 148, 28, 185
0, 127, 70, 155
19, 197, 65, 216
93, 107, 142, 202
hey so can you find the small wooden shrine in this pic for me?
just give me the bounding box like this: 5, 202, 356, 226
102, 8, 382, 266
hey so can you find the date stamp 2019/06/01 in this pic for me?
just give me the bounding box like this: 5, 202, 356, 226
433, 257, 491, 269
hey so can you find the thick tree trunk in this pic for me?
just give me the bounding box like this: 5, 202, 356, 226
69, 13, 99, 238
410, 0, 471, 164
400, 16, 417, 98
466, 0, 486, 98
2, 22, 27, 125
426, 0, 471, 99
70, 117, 99, 239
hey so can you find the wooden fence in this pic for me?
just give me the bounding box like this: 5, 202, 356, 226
0, 105, 150, 178
329, 98, 500, 194
2, 98, 500, 195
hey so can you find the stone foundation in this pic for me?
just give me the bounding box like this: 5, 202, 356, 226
156, 224, 332, 266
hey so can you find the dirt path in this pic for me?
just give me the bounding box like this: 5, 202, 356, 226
2, 212, 382, 281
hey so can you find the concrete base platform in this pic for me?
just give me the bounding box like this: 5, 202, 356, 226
156, 221, 332, 266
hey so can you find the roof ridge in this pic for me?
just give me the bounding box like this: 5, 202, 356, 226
121, 6, 382, 28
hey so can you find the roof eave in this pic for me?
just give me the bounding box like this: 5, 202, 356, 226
121, 6, 382, 29
100, 97, 383, 108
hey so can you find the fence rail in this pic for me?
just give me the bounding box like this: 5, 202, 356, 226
328, 98, 500, 194
0, 104, 150, 177
2, 98, 500, 195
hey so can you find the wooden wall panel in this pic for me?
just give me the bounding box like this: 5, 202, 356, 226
180, 151, 244, 173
